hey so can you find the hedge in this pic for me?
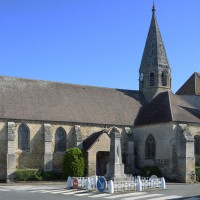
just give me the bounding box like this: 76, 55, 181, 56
15, 168, 42, 181
15, 169, 64, 181
141, 166, 162, 177
196, 166, 200, 182
63, 147, 84, 178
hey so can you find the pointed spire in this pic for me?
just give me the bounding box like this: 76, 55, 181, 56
139, 4, 170, 72
139, 4, 171, 102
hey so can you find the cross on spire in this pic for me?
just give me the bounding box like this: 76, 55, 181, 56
152, 1, 156, 14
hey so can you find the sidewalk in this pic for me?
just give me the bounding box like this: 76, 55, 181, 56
0, 181, 66, 186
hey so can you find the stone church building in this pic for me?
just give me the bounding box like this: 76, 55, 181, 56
1, 5, 200, 183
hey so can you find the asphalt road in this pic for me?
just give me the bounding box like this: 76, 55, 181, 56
0, 182, 200, 200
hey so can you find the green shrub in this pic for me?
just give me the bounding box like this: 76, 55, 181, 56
195, 166, 200, 182
15, 168, 42, 181
63, 147, 84, 178
141, 166, 162, 177
41, 171, 64, 181
42, 171, 55, 181
124, 164, 132, 174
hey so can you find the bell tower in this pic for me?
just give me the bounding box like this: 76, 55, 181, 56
139, 4, 171, 102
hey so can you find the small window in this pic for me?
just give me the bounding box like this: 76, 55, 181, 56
149, 73, 155, 86
161, 71, 167, 86
55, 127, 66, 152
195, 135, 200, 155
18, 124, 30, 150
145, 134, 156, 158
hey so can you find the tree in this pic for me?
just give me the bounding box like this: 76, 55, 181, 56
63, 147, 84, 177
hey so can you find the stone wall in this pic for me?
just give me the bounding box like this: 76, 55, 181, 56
87, 132, 110, 176
15, 122, 44, 169
186, 124, 200, 166
1, 117, 197, 183
1, 119, 123, 181
134, 123, 176, 178
176, 123, 195, 183
134, 122, 196, 183
0, 122, 7, 180
15, 122, 108, 173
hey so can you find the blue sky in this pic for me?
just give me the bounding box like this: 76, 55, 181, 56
0, 0, 200, 92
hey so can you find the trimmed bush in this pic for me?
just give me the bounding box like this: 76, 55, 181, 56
15, 168, 42, 181
141, 166, 162, 177
63, 147, 84, 178
42, 171, 55, 181
195, 166, 200, 182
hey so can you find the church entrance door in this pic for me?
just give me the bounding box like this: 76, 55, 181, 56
96, 151, 109, 176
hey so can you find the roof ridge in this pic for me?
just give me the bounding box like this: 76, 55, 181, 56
173, 92, 197, 109
88, 132, 106, 151
167, 91, 174, 121
83, 130, 108, 151
0, 75, 138, 92
176, 73, 194, 95
195, 72, 197, 94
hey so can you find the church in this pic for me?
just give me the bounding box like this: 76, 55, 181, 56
0, 4, 200, 183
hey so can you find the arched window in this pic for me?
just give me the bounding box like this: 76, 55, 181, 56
18, 124, 30, 150
149, 73, 155, 86
145, 134, 156, 158
55, 127, 66, 152
161, 71, 167, 86
194, 135, 200, 155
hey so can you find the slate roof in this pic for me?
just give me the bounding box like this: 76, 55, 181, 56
83, 130, 108, 151
139, 4, 170, 73
135, 91, 200, 126
0, 76, 145, 126
176, 72, 200, 95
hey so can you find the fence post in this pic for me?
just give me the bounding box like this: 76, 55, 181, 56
67, 176, 72, 189
94, 175, 98, 188
108, 180, 114, 194
137, 176, 142, 192
161, 177, 166, 189
86, 177, 91, 191
150, 179, 154, 188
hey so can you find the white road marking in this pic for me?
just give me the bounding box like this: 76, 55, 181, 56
149, 195, 183, 200
60, 190, 82, 195
0, 185, 192, 200
74, 192, 94, 196
31, 189, 77, 194
104, 192, 147, 199
31, 190, 59, 194
40, 189, 70, 194
0, 188, 11, 191
89, 193, 111, 198
123, 193, 164, 200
